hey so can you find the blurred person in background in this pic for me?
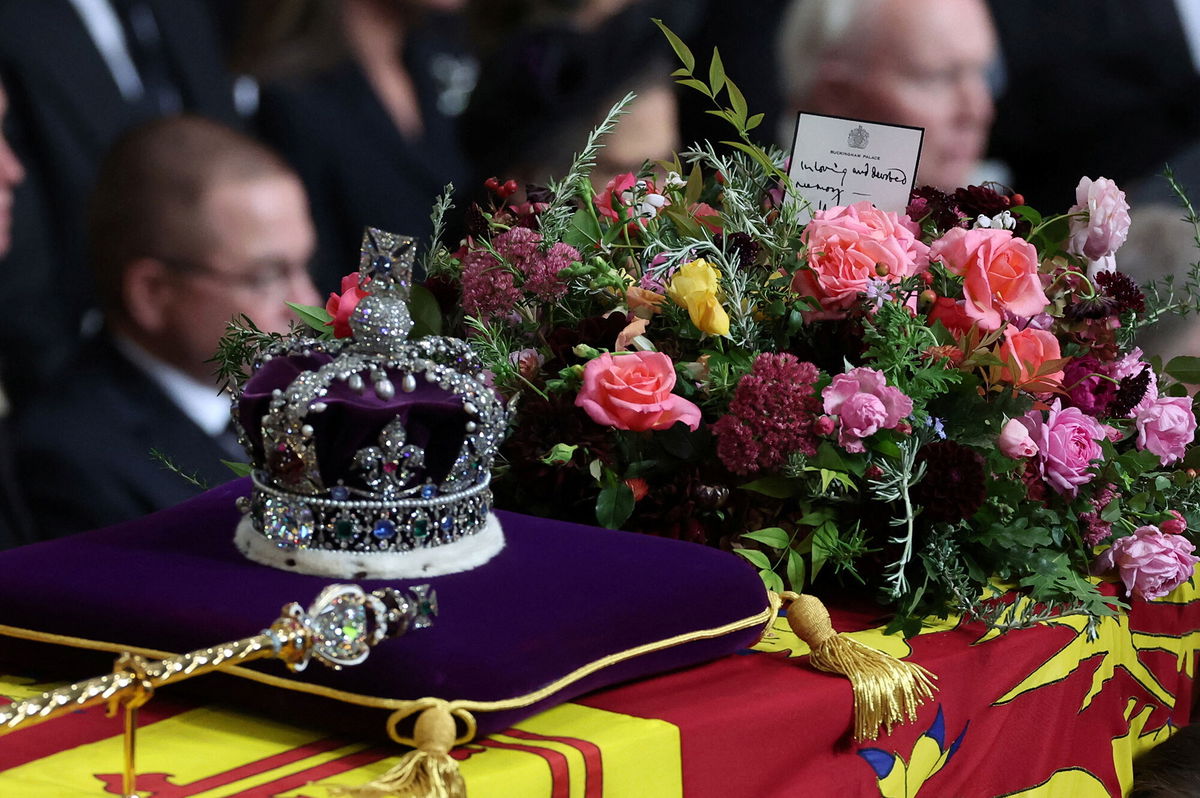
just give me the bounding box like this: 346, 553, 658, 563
0, 0, 240, 404
986, 0, 1200, 209
0, 78, 33, 549
14, 116, 320, 541
234, 0, 477, 291
460, 0, 697, 199
776, 0, 1000, 192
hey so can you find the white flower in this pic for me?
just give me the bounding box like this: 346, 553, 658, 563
636, 193, 668, 219
974, 210, 1016, 230
664, 171, 687, 190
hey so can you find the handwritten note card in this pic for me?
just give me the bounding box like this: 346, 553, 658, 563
786, 113, 923, 221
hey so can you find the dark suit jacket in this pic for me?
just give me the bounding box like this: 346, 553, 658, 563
987, 0, 1200, 207
0, 0, 238, 402
255, 49, 471, 293
14, 334, 239, 541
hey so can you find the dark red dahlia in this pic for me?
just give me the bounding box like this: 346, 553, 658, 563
910, 440, 986, 524
1095, 270, 1145, 314
907, 186, 965, 231
1107, 365, 1152, 418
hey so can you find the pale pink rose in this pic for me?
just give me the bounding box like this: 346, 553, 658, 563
575, 351, 702, 432
1016, 400, 1106, 496
822, 367, 913, 453
508, 348, 544, 382
999, 418, 1038, 458
1068, 177, 1131, 261
1093, 525, 1199, 601
1135, 396, 1197, 465
997, 325, 1064, 389
929, 227, 1048, 332
795, 202, 930, 315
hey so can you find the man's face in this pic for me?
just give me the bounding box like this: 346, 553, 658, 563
160, 173, 320, 381
819, 0, 997, 190
0, 84, 26, 258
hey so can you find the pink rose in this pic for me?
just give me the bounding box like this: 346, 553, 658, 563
1093, 525, 1199, 601
1016, 400, 1106, 496
1135, 396, 1197, 465
998, 418, 1038, 458
575, 351, 702, 432
1068, 177, 1131, 261
929, 227, 1048, 332
997, 325, 1064, 390
1161, 510, 1187, 536
325, 273, 371, 339
822, 367, 913, 453
795, 202, 930, 314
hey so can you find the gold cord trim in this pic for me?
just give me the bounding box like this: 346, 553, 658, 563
0, 600, 772, 718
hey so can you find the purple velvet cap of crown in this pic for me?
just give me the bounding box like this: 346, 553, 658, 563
237, 350, 468, 490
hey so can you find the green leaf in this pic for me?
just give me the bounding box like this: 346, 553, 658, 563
670, 67, 690, 77
1155, 475, 1173, 492
408, 283, 443, 338
725, 78, 748, 127
222, 460, 252, 477
786, 549, 807, 591
819, 469, 855, 493
563, 208, 602, 249
760, 569, 785, 593
652, 18, 695, 73
745, 112, 764, 131
287, 302, 332, 334
1165, 355, 1200, 385
740, 476, 799, 498
541, 443, 578, 466
655, 421, 697, 459
708, 48, 726, 96
811, 522, 836, 579
685, 162, 703, 206
596, 482, 635, 529
677, 78, 712, 98
734, 548, 771, 569
742, 526, 790, 548
868, 436, 902, 459
720, 140, 779, 174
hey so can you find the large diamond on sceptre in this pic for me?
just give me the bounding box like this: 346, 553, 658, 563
0, 583, 436, 795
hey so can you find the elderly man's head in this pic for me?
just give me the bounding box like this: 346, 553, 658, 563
89, 115, 320, 382
778, 0, 997, 190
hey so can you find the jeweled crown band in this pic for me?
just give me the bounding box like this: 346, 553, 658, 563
240, 471, 493, 553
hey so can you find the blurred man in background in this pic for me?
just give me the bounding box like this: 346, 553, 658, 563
15, 115, 320, 540
777, 0, 1000, 191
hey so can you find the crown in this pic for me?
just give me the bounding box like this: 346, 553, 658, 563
232, 229, 510, 579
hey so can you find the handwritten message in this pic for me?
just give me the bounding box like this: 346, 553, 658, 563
786, 113, 923, 222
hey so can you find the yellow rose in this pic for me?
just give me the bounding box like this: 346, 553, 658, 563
666, 259, 730, 336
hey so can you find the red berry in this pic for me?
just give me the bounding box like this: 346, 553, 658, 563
484, 177, 500, 194
1011, 193, 1025, 207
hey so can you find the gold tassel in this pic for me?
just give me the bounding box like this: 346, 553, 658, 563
780, 592, 937, 743
327, 702, 466, 798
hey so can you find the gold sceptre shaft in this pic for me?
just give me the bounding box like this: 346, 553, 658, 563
0, 582, 436, 796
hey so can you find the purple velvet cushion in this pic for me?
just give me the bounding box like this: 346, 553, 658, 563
0, 479, 768, 736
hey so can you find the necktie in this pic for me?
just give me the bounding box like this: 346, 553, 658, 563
111, 0, 183, 116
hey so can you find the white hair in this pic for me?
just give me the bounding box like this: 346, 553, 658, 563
775, 0, 881, 143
